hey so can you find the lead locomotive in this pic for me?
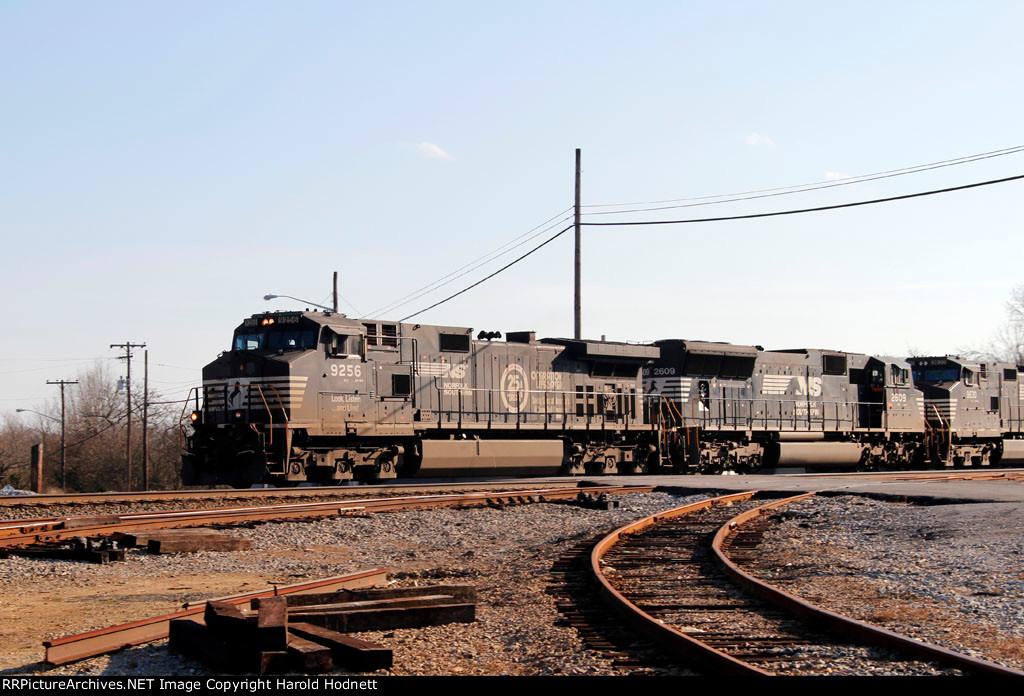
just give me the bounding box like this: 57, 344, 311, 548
182, 310, 656, 486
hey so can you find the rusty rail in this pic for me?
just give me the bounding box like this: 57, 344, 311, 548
0, 485, 654, 549
710, 494, 1024, 677
589, 491, 766, 676
0, 479, 619, 507
42, 568, 388, 665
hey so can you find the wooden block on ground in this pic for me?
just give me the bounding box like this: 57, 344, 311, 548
284, 594, 459, 614
289, 622, 392, 672
258, 651, 290, 676
147, 534, 252, 554
289, 602, 476, 633
169, 619, 231, 671
170, 616, 284, 674
257, 596, 288, 650
120, 528, 226, 547
204, 600, 255, 639
286, 633, 335, 672
168, 619, 208, 658
283, 584, 476, 607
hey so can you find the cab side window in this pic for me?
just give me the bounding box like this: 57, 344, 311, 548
325, 332, 362, 358
890, 365, 908, 386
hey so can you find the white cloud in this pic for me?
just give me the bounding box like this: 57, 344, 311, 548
416, 142, 453, 160
746, 133, 775, 146
824, 171, 850, 180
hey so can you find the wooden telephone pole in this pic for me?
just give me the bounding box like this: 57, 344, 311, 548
110, 341, 146, 491
574, 148, 582, 340
46, 379, 78, 490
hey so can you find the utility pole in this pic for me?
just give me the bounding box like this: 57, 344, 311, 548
143, 350, 149, 492
333, 271, 339, 314
574, 148, 582, 340
110, 341, 146, 491
46, 379, 78, 490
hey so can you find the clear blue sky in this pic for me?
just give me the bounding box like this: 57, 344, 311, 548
3, 1, 1023, 412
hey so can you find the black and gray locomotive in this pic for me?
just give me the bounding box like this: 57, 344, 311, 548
646, 341, 1023, 473
182, 310, 656, 487
182, 310, 1024, 486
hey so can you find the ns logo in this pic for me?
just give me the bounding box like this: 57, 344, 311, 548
795, 376, 822, 397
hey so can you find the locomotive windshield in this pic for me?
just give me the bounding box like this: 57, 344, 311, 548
912, 367, 960, 383
233, 329, 317, 352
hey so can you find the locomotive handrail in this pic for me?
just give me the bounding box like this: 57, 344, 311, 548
252, 384, 272, 444
250, 384, 288, 446
645, 395, 898, 433
177, 386, 202, 450
430, 382, 634, 429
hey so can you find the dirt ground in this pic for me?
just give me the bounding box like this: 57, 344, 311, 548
0, 570, 290, 671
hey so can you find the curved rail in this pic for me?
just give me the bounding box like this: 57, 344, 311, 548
589, 490, 767, 676
710, 494, 1024, 677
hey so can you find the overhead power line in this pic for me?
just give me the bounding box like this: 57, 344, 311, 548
583, 144, 1024, 212
401, 171, 1023, 321
400, 224, 575, 322
363, 207, 573, 320
580, 173, 1024, 227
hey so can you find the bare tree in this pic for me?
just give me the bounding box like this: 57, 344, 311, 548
959, 283, 1024, 365
2, 360, 186, 492
0, 413, 44, 489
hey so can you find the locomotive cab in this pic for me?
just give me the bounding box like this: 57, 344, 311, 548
183, 311, 368, 486
909, 356, 1019, 466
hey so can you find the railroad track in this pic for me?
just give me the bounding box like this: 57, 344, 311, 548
0, 485, 653, 549
0, 479, 606, 508
5, 467, 1021, 509
800, 468, 1024, 482
577, 492, 1023, 676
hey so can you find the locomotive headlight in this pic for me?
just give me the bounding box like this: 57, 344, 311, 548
234, 411, 244, 420
190, 411, 200, 422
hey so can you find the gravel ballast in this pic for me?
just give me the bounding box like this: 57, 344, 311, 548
2, 489, 1022, 676
749, 494, 1024, 671
0, 491, 708, 676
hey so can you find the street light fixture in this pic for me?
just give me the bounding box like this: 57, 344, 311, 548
15, 408, 60, 424
263, 294, 336, 313
264, 272, 343, 315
